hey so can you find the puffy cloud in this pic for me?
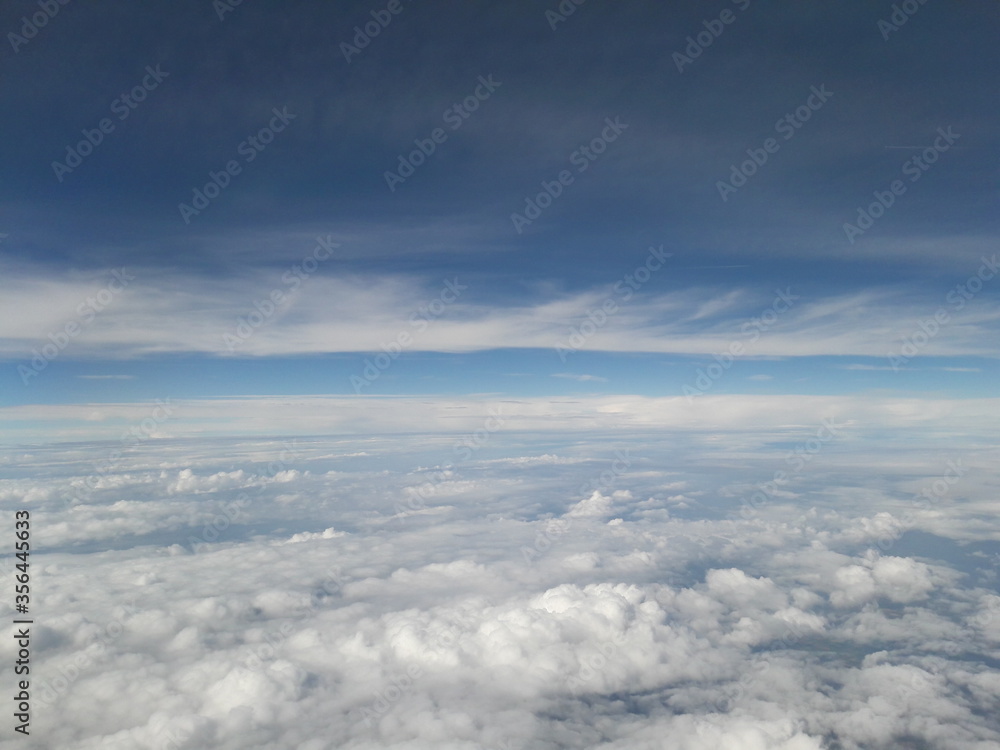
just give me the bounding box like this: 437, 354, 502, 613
565, 489, 630, 519
165, 469, 249, 495
830, 553, 935, 608
2, 423, 999, 749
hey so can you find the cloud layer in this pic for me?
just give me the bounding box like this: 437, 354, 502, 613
2, 267, 999, 360
2, 401, 999, 748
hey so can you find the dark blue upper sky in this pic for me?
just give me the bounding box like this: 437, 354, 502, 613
2, 0, 999, 408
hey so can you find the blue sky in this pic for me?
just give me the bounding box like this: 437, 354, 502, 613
4, 6, 1000, 747
2, 0, 999, 438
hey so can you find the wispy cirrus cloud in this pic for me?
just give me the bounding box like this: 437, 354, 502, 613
2, 267, 998, 361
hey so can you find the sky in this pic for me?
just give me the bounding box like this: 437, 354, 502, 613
1, 0, 999, 429
2, 2, 1000, 749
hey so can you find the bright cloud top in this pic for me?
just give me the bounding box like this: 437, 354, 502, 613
1, 418, 998, 749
